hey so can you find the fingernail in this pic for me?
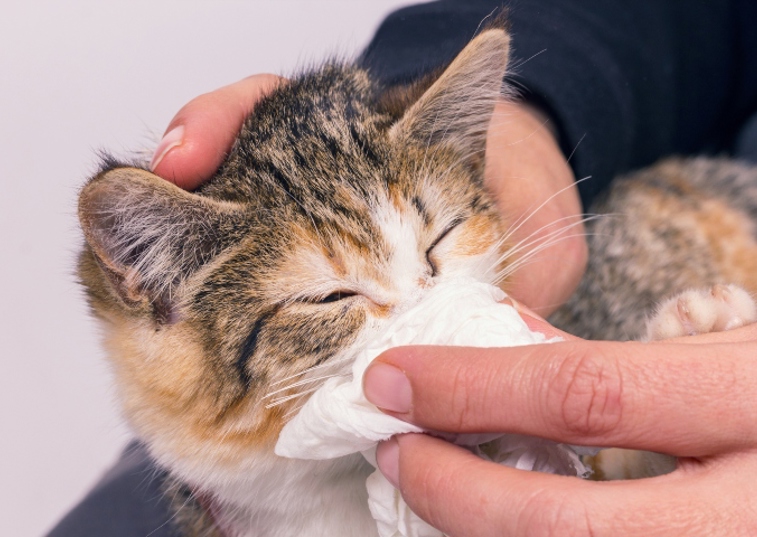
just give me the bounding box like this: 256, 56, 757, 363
150, 125, 185, 171
376, 437, 400, 488
363, 362, 412, 414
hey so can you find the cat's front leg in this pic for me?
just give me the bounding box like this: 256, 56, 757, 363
589, 284, 757, 480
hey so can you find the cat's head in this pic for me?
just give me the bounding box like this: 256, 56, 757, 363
78, 27, 510, 476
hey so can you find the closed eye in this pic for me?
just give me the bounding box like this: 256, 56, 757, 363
426, 219, 463, 276
293, 286, 361, 305
317, 290, 358, 303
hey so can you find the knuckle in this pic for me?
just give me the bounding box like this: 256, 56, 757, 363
447, 363, 480, 431
444, 353, 501, 432
546, 343, 624, 439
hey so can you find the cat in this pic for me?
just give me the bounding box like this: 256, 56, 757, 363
77, 17, 757, 537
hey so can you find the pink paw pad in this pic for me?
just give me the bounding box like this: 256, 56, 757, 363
645, 284, 757, 341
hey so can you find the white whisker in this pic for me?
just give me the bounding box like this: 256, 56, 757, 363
494, 232, 598, 284
496, 214, 601, 265
566, 133, 586, 164
483, 214, 596, 279
269, 354, 353, 387
495, 239, 577, 284
263, 373, 341, 400
265, 385, 322, 409
498, 175, 593, 247
507, 48, 547, 71
486, 213, 609, 286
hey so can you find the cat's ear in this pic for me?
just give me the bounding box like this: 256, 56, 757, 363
390, 27, 510, 162
79, 166, 245, 310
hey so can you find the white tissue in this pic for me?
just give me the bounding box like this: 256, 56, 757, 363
275, 277, 592, 537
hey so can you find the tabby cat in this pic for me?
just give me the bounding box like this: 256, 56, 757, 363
77, 19, 757, 537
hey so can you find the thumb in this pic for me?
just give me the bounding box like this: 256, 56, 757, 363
150, 73, 284, 190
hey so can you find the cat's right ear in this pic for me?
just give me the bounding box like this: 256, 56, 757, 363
79, 166, 245, 312
390, 26, 510, 164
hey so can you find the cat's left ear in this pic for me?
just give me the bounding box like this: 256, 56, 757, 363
79, 166, 246, 312
390, 26, 510, 163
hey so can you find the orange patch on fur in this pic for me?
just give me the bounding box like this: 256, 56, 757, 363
386, 180, 408, 214
368, 300, 393, 318
450, 214, 499, 257
650, 170, 757, 293
324, 246, 347, 278
196, 399, 291, 451
698, 198, 757, 292
105, 315, 297, 468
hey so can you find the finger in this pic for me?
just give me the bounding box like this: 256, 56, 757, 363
666, 321, 757, 345
150, 73, 284, 190
365, 339, 757, 455
379, 433, 750, 537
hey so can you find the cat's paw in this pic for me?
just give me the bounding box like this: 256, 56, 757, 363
645, 284, 757, 341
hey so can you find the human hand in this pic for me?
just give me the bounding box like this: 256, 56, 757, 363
485, 100, 586, 316
149, 74, 283, 190
364, 313, 757, 536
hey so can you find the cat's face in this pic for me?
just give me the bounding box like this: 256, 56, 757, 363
78, 28, 510, 474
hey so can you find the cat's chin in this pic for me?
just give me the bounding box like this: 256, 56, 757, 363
152, 443, 377, 537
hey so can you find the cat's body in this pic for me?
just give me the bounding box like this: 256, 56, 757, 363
78, 21, 757, 537
554, 157, 757, 342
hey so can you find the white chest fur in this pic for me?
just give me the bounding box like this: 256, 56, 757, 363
166, 449, 378, 537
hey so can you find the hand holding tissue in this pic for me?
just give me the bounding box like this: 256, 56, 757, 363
275, 278, 593, 537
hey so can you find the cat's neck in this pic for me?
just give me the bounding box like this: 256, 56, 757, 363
173, 451, 378, 537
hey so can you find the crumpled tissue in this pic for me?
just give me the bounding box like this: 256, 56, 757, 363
275, 277, 593, 537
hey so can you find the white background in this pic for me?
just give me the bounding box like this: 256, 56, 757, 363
0, 1, 411, 534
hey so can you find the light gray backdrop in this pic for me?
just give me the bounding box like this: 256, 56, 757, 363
0, 1, 411, 534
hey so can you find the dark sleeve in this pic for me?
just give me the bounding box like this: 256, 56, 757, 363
46, 442, 179, 537
360, 0, 757, 208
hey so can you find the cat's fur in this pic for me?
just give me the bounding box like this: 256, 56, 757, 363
78, 19, 757, 537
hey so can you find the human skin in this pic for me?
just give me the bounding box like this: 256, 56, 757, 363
149, 76, 586, 317
365, 313, 757, 536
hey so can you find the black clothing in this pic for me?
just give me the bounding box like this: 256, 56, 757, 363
360, 0, 757, 208
48, 2, 757, 535
47, 443, 177, 537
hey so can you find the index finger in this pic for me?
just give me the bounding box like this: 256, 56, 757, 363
364, 327, 757, 456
